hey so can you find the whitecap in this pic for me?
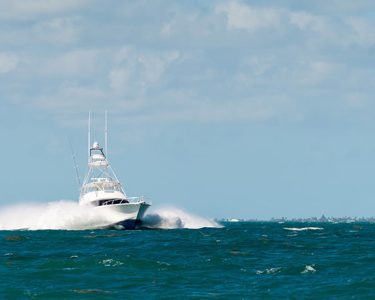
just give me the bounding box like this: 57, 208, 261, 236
301, 265, 316, 273
256, 267, 281, 275
284, 227, 324, 231
99, 259, 123, 267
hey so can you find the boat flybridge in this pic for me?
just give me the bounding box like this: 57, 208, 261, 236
79, 112, 150, 229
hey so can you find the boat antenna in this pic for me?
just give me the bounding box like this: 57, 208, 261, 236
88, 111, 91, 159
68, 138, 81, 186
105, 110, 108, 158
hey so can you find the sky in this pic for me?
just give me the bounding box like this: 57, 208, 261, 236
1, 0, 375, 219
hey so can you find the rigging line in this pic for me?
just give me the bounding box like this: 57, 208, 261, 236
68, 138, 82, 186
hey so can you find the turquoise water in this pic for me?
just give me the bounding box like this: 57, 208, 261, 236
1, 222, 374, 299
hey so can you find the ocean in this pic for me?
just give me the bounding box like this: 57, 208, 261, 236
1, 214, 375, 299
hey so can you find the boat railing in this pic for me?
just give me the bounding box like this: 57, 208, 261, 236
127, 196, 145, 203
101, 196, 146, 206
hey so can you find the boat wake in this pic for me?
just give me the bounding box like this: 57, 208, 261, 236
141, 207, 221, 229
0, 201, 221, 230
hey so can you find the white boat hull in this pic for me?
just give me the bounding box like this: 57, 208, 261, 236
94, 201, 150, 229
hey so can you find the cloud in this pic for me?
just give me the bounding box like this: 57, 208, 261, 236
2, 0, 375, 129
42, 49, 101, 77
346, 17, 375, 47
216, 1, 281, 31
0, 53, 19, 74
303, 61, 339, 84
109, 68, 131, 91
109, 47, 180, 94
216, 0, 335, 42
138, 51, 180, 84
289, 11, 327, 33
32, 17, 82, 45
0, 0, 89, 20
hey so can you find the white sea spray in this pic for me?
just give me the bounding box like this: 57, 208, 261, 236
0, 201, 221, 230
141, 206, 222, 229
0, 201, 119, 230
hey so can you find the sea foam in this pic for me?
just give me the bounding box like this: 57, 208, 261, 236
0, 201, 221, 230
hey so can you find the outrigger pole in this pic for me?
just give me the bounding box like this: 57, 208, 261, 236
87, 111, 108, 158
105, 110, 108, 158
88, 111, 91, 159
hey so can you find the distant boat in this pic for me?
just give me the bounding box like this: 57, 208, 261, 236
79, 112, 150, 229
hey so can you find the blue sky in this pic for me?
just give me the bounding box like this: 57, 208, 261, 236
1, 0, 375, 219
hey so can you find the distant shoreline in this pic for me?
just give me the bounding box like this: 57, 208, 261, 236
219, 216, 375, 223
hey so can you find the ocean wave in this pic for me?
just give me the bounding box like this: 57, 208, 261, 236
0, 201, 221, 230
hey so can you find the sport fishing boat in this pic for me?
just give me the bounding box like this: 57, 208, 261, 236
79, 112, 150, 229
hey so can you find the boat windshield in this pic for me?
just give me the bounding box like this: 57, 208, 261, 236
81, 180, 122, 194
